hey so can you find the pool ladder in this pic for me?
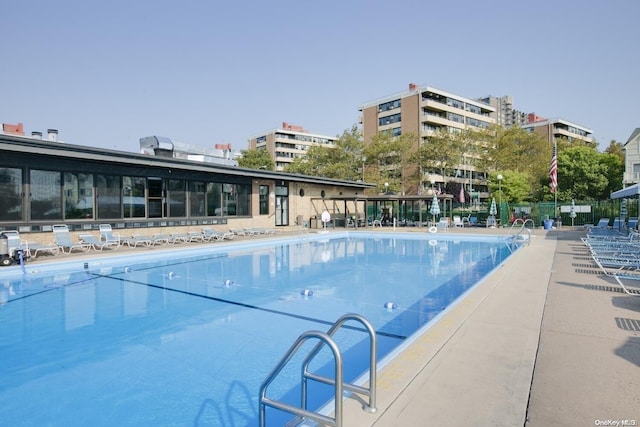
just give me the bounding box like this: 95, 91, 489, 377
259, 313, 377, 427
508, 218, 535, 245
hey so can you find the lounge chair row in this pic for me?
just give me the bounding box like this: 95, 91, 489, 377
96, 225, 236, 249
228, 227, 278, 236
583, 230, 640, 297
1, 225, 241, 263
3, 224, 282, 264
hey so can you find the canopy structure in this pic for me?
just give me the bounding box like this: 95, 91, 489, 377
611, 183, 640, 199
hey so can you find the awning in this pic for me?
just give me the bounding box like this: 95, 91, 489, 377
611, 183, 640, 199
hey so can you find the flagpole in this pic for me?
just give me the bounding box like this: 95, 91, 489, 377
554, 139, 558, 217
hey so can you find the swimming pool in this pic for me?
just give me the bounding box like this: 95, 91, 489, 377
0, 232, 518, 426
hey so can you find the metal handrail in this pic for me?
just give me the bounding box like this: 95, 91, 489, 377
259, 330, 343, 427
259, 313, 378, 426
301, 313, 377, 413
508, 218, 535, 245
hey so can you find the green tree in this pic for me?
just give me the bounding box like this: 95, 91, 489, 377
364, 131, 415, 194
237, 148, 275, 170
414, 129, 467, 188
556, 145, 608, 201
285, 125, 365, 181
487, 170, 531, 203
600, 151, 624, 197
478, 125, 549, 193
604, 139, 624, 163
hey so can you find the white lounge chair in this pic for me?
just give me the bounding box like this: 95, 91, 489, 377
202, 228, 234, 241
122, 235, 154, 247
52, 225, 92, 253
437, 218, 449, 231
99, 224, 122, 247
79, 234, 119, 251
23, 241, 60, 258
229, 228, 251, 237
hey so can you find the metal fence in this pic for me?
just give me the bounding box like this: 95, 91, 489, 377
452, 199, 637, 228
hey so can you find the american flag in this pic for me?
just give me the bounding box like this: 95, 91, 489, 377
549, 144, 558, 193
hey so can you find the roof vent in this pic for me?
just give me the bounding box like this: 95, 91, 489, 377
47, 129, 58, 142
32, 131, 42, 139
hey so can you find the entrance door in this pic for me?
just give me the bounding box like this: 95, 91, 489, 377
274, 184, 289, 226
275, 195, 289, 226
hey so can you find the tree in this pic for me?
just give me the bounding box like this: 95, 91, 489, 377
237, 148, 275, 171
284, 125, 365, 181
414, 129, 467, 188
555, 145, 608, 201
478, 125, 549, 187
600, 151, 624, 197
363, 131, 415, 194
604, 140, 624, 163
487, 170, 531, 203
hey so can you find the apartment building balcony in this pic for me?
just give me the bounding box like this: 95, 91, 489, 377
553, 127, 593, 143
421, 99, 464, 115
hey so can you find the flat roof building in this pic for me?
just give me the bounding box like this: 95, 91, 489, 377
248, 122, 337, 171
359, 83, 497, 195
521, 115, 593, 145
0, 123, 373, 237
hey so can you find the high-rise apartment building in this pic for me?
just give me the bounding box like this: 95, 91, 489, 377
359, 83, 496, 195
478, 97, 594, 145
477, 95, 527, 127
521, 115, 593, 145
248, 122, 337, 171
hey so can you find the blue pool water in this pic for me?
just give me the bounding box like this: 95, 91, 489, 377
0, 232, 518, 426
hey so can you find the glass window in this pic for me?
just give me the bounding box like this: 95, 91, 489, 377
222, 183, 236, 216
259, 185, 269, 215
275, 185, 288, 196
30, 170, 61, 220
189, 181, 206, 217
207, 182, 222, 216
64, 172, 94, 219
0, 167, 22, 220
167, 179, 186, 217
123, 176, 146, 218
235, 183, 250, 216
147, 177, 163, 218
96, 175, 121, 219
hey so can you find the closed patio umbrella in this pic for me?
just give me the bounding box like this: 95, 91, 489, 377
488, 198, 498, 228
489, 198, 497, 216
430, 194, 440, 222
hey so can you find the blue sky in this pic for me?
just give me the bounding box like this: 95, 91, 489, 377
1, 0, 637, 153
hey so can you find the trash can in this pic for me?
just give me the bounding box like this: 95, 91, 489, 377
0, 233, 8, 254
543, 219, 554, 230
0, 233, 12, 266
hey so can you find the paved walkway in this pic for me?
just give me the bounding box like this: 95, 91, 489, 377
341, 228, 639, 426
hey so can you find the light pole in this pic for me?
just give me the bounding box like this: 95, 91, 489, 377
497, 174, 503, 224
362, 156, 366, 182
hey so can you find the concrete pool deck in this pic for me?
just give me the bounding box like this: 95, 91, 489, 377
5, 226, 639, 425
343, 227, 640, 426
